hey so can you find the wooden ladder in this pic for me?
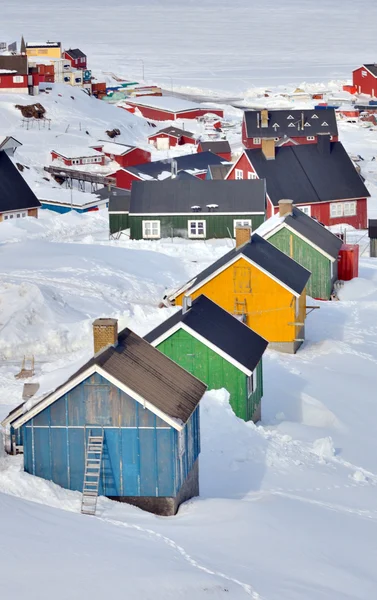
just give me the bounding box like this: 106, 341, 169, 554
233, 298, 247, 322
81, 431, 104, 516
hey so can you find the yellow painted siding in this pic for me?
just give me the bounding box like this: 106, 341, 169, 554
176, 257, 306, 343
26, 47, 61, 58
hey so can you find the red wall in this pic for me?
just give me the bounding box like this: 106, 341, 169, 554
338, 244, 359, 280
64, 52, 87, 70
353, 67, 377, 97
242, 121, 339, 148
107, 148, 151, 168
272, 198, 367, 229
0, 74, 28, 89
114, 169, 143, 190
128, 102, 223, 121
198, 144, 231, 161
226, 153, 254, 179
149, 133, 196, 147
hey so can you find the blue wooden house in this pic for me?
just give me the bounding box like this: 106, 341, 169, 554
7, 319, 207, 516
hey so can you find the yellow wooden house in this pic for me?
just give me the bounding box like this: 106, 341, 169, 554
168, 230, 311, 353
26, 41, 61, 59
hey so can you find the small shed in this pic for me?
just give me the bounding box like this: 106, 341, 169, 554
198, 140, 232, 161
127, 178, 266, 240
168, 233, 311, 354
7, 319, 207, 516
64, 48, 87, 70
91, 141, 151, 168
145, 295, 268, 422
148, 126, 196, 149
51, 147, 105, 167
256, 199, 343, 300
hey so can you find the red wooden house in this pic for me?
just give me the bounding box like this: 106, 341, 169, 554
197, 140, 231, 161
90, 141, 151, 168
127, 96, 224, 121
0, 54, 29, 94
242, 108, 338, 149
148, 126, 196, 149
64, 49, 87, 70
226, 136, 369, 229
352, 65, 377, 97
51, 147, 105, 167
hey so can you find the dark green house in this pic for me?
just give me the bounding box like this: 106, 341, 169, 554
256, 199, 343, 300
127, 178, 266, 240
144, 295, 268, 422
105, 187, 131, 237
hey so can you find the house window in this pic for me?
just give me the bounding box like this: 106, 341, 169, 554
344, 201, 357, 216
13, 75, 24, 83
3, 211, 26, 220
235, 169, 243, 180
330, 203, 344, 218
247, 372, 257, 396
253, 138, 261, 144
142, 220, 161, 239
248, 172, 257, 179
72, 158, 80, 165
299, 205, 311, 216
188, 220, 206, 239
306, 136, 315, 141
233, 219, 252, 237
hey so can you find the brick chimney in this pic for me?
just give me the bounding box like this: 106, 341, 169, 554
261, 138, 275, 160
279, 199, 294, 217
235, 226, 251, 248
260, 109, 269, 128
93, 318, 118, 354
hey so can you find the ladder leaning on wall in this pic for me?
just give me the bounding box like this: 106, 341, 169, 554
81, 430, 104, 516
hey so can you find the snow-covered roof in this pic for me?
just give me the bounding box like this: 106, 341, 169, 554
128, 95, 201, 112
254, 213, 285, 237
94, 142, 133, 155
0, 69, 16, 74
52, 147, 103, 159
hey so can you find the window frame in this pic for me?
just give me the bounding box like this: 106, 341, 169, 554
306, 136, 315, 141
299, 205, 311, 216
142, 220, 161, 239
330, 203, 343, 218
253, 137, 261, 144
235, 168, 244, 180
248, 172, 257, 179
233, 219, 252, 237
247, 372, 257, 396
343, 201, 357, 216
188, 219, 206, 239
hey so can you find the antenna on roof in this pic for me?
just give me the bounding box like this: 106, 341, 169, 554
171, 159, 178, 179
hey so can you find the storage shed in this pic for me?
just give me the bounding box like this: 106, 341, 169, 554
145, 295, 268, 422
256, 199, 343, 300
8, 319, 207, 516
168, 233, 311, 354
148, 126, 196, 149
126, 95, 223, 121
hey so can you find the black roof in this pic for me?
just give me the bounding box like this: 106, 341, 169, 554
18, 328, 206, 427
199, 141, 231, 154
0, 152, 41, 213
125, 151, 227, 180
208, 164, 232, 180
363, 64, 377, 77
244, 108, 338, 139
145, 295, 268, 372
97, 187, 130, 213
149, 126, 195, 139
245, 141, 370, 206
263, 206, 343, 259
170, 233, 310, 299
65, 48, 86, 59
129, 179, 266, 215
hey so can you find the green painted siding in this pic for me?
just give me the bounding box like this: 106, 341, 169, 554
268, 228, 332, 299
109, 213, 129, 235
130, 213, 265, 240
156, 328, 263, 422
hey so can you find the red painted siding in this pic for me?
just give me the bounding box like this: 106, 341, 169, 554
353, 66, 377, 97
273, 198, 367, 229
0, 74, 28, 89
338, 244, 359, 280
114, 169, 143, 190
197, 143, 231, 161
226, 153, 254, 179
105, 147, 151, 168
148, 132, 196, 147
128, 102, 223, 121
64, 52, 87, 70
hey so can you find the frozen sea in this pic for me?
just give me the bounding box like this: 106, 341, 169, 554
2, 0, 376, 93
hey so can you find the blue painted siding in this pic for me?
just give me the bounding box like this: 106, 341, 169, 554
40, 203, 108, 214
21, 372, 200, 498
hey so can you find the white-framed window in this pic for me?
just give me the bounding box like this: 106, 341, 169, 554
188, 220, 206, 238
253, 138, 261, 144
247, 372, 257, 396
235, 169, 243, 180
248, 172, 257, 179
142, 220, 161, 239
4, 211, 27, 220
71, 158, 80, 165
233, 219, 252, 237
306, 136, 315, 141
299, 205, 311, 216
330, 203, 344, 218
344, 201, 357, 216
13, 75, 24, 83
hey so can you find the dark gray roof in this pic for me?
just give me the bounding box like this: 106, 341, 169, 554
208, 164, 232, 180
149, 126, 195, 139
245, 141, 370, 206
165, 170, 198, 181
363, 64, 377, 77
65, 48, 86, 59
20, 329, 207, 426
129, 179, 266, 215
0, 152, 41, 213
199, 141, 231, 154
171, 233, 310, 299
97, 186, 131, 213
244, 109, 338, 139
145, 295, 268, 372
282, 207, 343, 259
0, 54, 28, 74
125, 151, 227, 180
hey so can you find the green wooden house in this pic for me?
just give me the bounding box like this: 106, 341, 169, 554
144, 295, 268, 422
106, 187, 131, 237
256, 199, 343, 300
128, 178, 266, 240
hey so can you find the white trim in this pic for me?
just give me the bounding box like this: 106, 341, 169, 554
173, 253, 302, 300
150, 322, 253, 376
235, 169, 243, 180
225, 152, 255, 180
142, 219, 161, 239
188, 219, 206, 239
12, 364, 184, 431
264, 222, 335, 262
298, 205, 311, 216
1, 406, 25, 428
131, 211, 264, 217
233, 218, 252, 237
